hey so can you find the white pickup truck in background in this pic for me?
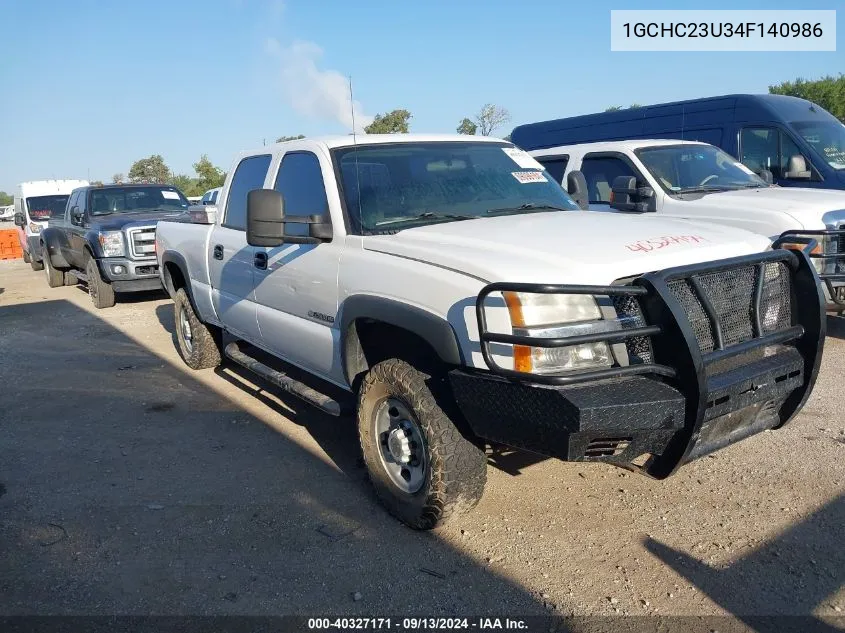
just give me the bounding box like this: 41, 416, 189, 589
530, 140, 845, 309
155, 134, 824, 529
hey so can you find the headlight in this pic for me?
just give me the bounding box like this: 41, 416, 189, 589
503, 292, 612, 374
98, 231, 125, 257
777, 234, 834, 274
28, 222, 42, 234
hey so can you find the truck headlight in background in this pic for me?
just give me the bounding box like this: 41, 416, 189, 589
28, 222, 42, 234
98, 231, 125, 257
777, 234, 836, 275
503, 292, 613, 374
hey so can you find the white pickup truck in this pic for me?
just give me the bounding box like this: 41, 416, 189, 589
155, 134, 824, 529
529, 140, 845, 308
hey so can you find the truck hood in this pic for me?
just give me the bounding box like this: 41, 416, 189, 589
88, 210, 188, 231
362, 212, 772, 285
687, 187, 845, 229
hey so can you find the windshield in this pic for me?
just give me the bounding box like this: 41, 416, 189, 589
637, 145, 766, 193
90, 186, 189, 216
332, 142, 580, 233
791, 120, 845, 170
25, 195, 70, 221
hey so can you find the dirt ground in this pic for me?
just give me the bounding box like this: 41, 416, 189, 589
0, 259, 843, 625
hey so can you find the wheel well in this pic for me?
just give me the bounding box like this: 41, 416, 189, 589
163, 261, 187, 297
345, 319, 446, 388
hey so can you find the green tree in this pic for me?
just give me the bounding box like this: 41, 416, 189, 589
456, 118, 477, 135
473, 104, 511, 137
128, 154, 171, 184
364, 109, 412, 134
170, 173, 200, 196
276, 134, 306, 143
112, 173, 124, 184
769, 74, 845, 121
193, 154, 225, 191
90, 180, 104, 187
0, 191, 13, 206
606, 104, 641, 112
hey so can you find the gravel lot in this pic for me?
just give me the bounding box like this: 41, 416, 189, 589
0, 259, 842, 623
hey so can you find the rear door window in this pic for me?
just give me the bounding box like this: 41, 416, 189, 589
224, 155, 272, 230
536, 156, 569, 184
580, 155, 637, 203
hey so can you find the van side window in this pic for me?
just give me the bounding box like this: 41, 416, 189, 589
581, 156, 636, 203
273, 152, 329, 237
224, 154, 272, 230
537, 156, 568, 184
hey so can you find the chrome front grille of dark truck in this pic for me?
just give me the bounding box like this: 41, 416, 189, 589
127, 227, 156, 259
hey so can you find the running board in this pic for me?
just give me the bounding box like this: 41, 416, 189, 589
223, 342, 342, 417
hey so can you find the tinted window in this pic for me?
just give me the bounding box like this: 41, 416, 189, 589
580, 156, 637, 203
224, 155, 272, 230
537, 157, 569, 184
66, 191, 79, 217
740, 128, 778, 175
273, 153, 328, 237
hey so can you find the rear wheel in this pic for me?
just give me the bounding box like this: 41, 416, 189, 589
86, 257, 116, 309
174, 288, 221, 370
357, 358, 487, 529
43, 252, 64, 287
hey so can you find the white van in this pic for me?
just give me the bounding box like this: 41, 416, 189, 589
14, 179, 89, 269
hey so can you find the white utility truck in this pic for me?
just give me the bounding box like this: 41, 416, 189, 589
529, 140, 845, 308
13, 179, 89, 269
156, 134, 824, 529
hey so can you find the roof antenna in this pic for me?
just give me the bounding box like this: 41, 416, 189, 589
349, 75, 363, 233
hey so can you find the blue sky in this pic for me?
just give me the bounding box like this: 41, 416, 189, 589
0, 0, 841, 192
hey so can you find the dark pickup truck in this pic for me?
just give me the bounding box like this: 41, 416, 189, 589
40, 183, 191, 308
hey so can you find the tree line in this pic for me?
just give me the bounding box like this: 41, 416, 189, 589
110, 154, 226, 197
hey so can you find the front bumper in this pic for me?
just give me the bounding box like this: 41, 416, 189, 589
454, 248, 825, 479
98, 257, 162, 292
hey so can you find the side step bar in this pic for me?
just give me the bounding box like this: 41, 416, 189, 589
223, 342, 342, 417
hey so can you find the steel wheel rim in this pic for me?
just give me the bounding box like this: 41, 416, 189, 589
179, 305, 193, 354
374, 397, 427, 494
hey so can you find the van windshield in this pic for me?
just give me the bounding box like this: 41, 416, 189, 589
332, 142, 580, 233
90, 186, 189, 216
637, 145, 767, 193
26, 195, 70, 220
791, 120, 845, 170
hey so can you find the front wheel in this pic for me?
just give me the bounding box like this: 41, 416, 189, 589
43, 251, 64, 287
86, 257, 116, 309
357, 359, 487, 530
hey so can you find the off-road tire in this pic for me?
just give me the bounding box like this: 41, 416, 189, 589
357, 358, 487, 529
43, 251, 64, 287
174, 287, 221, 370
86, 257, 116, 309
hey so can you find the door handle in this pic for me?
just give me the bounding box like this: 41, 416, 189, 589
254, 252, 268, 270
213, 244, 224, 260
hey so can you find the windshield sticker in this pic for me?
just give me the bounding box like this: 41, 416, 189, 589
626, 235, 709, 253
161, 190, 180, 200
511, 171, 547, 184
503, 147, 545, 171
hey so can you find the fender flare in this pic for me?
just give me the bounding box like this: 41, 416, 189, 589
40, 227, 70, 268
159, 250, 193, 303
339, 295, 463, 385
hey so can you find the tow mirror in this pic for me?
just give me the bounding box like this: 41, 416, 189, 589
14, 212, 25, 227
610, 176, 653, 212
71, 206, 83, 225
247, 189, 286, 247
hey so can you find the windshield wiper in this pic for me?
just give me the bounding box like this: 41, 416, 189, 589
676, 186, 731, 194
373, 212, 475, 227
486, 203, 572, 216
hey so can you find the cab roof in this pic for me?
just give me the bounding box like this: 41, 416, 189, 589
530, 139, 708, 155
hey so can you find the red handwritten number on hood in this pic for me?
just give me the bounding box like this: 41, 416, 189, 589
626, 235, 709, 253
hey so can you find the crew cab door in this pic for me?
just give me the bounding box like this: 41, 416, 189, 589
253, 149, 342, 383
208, 154, 272, 341
67, 190, 89, 268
